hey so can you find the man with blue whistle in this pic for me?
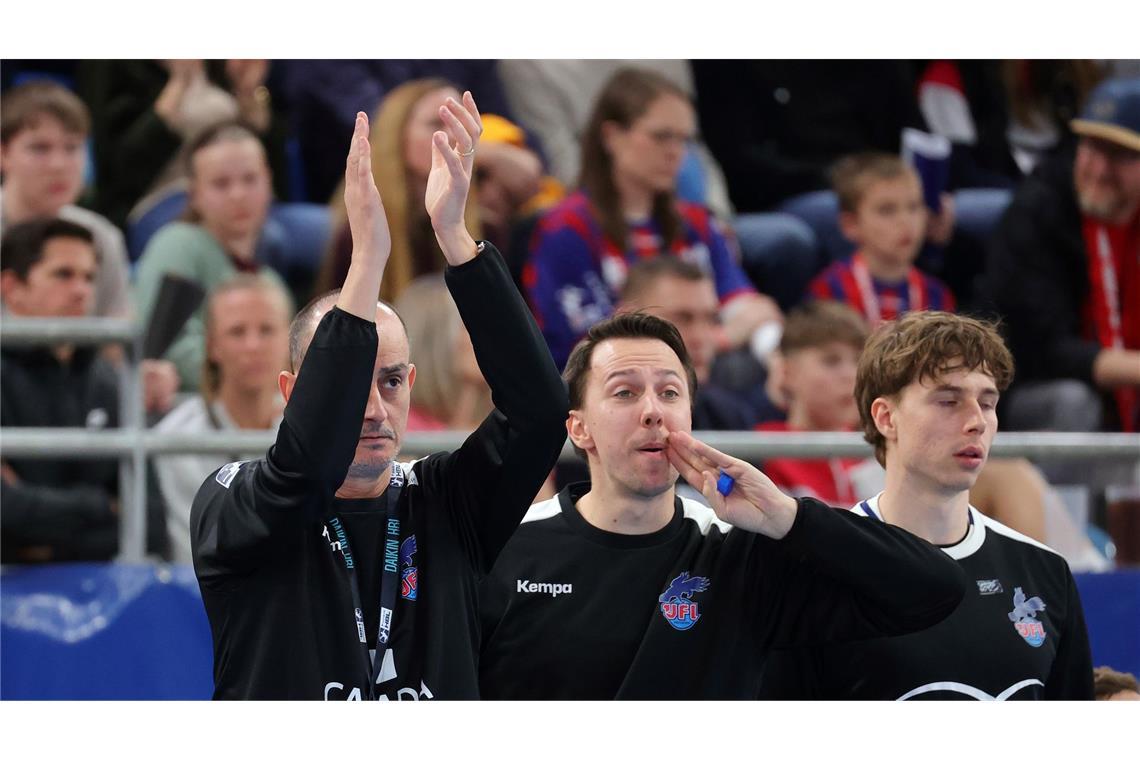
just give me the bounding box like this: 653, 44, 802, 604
479, 310, 968, 699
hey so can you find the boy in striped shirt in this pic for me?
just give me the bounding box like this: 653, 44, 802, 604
808, 153, 955, 326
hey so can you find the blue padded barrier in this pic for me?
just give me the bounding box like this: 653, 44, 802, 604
1, 563, 1137, 699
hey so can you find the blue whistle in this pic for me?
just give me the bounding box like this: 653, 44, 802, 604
716, 471, 735, 497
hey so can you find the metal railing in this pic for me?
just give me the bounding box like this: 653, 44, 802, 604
4, 427, 1140, 461
2, 317, 148, 562
4, 318, 1140, 561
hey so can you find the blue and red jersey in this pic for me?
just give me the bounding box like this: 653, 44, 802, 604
523, 191, 755, 367
807, 252, 956, 327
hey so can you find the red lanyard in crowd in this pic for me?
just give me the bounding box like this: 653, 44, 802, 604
1083, 219, 1139, 431
850, 252, 925, 327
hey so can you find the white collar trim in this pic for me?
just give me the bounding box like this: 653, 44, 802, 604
852, 492, 987, 560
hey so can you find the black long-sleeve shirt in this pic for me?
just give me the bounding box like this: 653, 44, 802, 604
759, 498, 1094, 700
190, 242, 568, 700
979, 148, 1103, 387
479, 485, 967, 699
0, 345, 168, 561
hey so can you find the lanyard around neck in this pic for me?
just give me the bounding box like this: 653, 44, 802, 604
1093, 227, 1124, 350
851, 253, 925, 326
324, 467, 405, 700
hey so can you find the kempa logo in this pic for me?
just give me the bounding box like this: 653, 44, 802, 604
516, 579, 573, 597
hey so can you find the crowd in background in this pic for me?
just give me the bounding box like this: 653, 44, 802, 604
1, 59, 1138, 570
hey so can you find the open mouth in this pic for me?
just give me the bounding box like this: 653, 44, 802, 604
954, 446, 985, 466
637, 442, 667, 458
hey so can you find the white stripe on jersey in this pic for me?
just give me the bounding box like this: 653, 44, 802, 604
852, 493, 985, 559
852, 492, 1063, 560
519, 494, 732, 534
979, 513, 1061, 557
520, 496, 562, 524
679, 497, 733, 536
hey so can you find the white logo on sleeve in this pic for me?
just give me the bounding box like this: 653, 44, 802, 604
516, 580, 573, 597
215, 461, 248, 489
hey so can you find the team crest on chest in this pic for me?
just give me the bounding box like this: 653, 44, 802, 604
659, 572, 710, 631
1007, 586, 1047, 647
400, 535, 418, 601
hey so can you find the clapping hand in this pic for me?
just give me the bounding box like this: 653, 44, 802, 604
226, 59, 271, 131
666, 430, 798, 539
334, 111, 393, 322
425, 91, 483, 265
344, 112, 391, 268
155, 60, 204, 130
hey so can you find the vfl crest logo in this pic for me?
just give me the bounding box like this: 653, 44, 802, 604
659, 572, 710, 631
1007, 586, 1047, 647
399, 535, 418, 601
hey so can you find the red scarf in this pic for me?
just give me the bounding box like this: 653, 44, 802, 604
1081, 214, 1140, 431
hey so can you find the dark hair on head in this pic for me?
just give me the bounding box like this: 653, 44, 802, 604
1, 80, 90, 144
780, 300, 869, 355
287, 289, 407, 373
579, 67, 690, 253
1094, 666, 1140, 700
855, 310, 1014, 467
181, 119, 268, 224
563, 312, 698, 459
182, 118, 264, 176
1, 218, 96, 280
563, 311, 698, 412
830, 151, 917, 213
619, 256, 708, 303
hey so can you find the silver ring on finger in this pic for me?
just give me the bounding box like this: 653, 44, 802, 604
459, 147, 475, 158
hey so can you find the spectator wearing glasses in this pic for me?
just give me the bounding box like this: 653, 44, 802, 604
983, 77, 1140, 435
523, 67, 782, 369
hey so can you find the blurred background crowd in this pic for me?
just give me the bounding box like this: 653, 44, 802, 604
1, 58, 1138, 573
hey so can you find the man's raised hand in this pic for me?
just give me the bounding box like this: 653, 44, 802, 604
344, 111, 391, 267
337, 112, 392, 322
425, 91, 482, 265
666, 431, 798, 539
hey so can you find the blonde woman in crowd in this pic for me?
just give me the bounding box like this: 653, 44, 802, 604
318, 78, 556, 301
153, 274, 291, 562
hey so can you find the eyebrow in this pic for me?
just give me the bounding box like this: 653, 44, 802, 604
932, 384, 999, 397
377, 363, 409, 377
604, 368, 683, 382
